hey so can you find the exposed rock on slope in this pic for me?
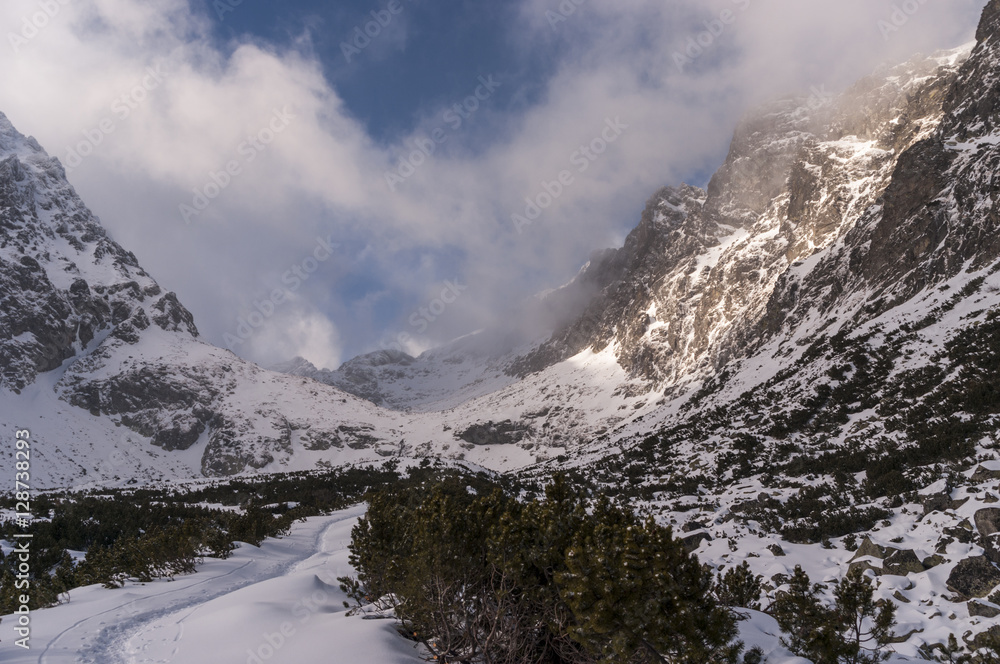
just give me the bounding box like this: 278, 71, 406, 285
510, 45, 974, 388
0, 114, 412, 478
5, 3, 1000, 494
0, 120, 196, 392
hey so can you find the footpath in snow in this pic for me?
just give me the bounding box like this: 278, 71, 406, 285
0, 505, 425, 664
1, 502, 935, 664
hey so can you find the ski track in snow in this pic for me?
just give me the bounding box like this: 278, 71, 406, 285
45, 558, 258, 664
2, 505, 425, 664
103, 512, 348, 664
85, 515, 350, 664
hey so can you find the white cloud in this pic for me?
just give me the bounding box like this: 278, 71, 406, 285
239, 303, 343, 371
0, 0, 986, 368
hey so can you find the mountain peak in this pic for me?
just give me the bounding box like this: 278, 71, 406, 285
0, 115, 198, 392
268, 355, 320, 374
0, 111, 55, 169
0, 110, 21, 144
978, 0, 1000, 44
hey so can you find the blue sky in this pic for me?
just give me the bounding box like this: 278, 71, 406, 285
205, 1, 543, 142
188, 0, 726, 359
196, 0, 608, 358
194, 0, 669, 360
0, 0, 987, 368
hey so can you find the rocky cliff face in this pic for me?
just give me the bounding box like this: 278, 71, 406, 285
4, 2, 1000, 491
860, 7, 1000, 293
758, 4, 1000, 347
0, 116, 418, 478
0, 120, 196, 392
273, 350, 418, 408
509, 44, 975, 389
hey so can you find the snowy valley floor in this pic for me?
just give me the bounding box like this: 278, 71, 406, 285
1, 502, 946, 664
0, 506, 425, 664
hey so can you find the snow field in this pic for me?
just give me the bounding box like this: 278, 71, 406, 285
0, 506, 425, 664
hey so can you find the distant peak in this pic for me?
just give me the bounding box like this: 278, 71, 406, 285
268, 356, 320, 373
341, 349, 415, 369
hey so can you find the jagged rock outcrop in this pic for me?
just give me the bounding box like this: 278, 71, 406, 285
773, 1, 1000, 333
273, 350, 416, 407
0, 123, 197, 392
976, 508, 1000, 536
0, 114, 409, 477
883, 549, 925, 576
509, 44, 975, 386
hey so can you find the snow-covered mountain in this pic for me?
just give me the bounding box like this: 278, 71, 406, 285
562, 1, 1000, 467
0, 115, 646, 484
0, 119, 404, 482
274, 14, 1000, 489
268, 270, 605, 413
509, 44, 975, 389
270, 341, 520, 413
0, 125, 198, 393
3, 1, 1000, 506
5, 1, 1000, 658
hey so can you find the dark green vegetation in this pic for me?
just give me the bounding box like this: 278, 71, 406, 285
0, 463, 405, 611
342, 473, 743, 664
0, 460, 909, 663
342, 475, 904, 664
772, 566, 896, 664
918, 632, 1000, 663
585, 300, 1000, 543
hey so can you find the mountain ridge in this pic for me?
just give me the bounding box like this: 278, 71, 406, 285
1, 8, 998, 493
4, 2, 1000, 659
